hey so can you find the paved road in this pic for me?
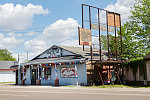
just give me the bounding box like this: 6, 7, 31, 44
0, 84, 150, 100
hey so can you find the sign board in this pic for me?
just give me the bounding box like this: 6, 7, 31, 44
107, 12, 121, 28
107, 13, 115, 27
91, 24, 106, 31
79, 28, 92, 46
115, 14, 120, 28
61, 68, 76, 78
91, 24, 98, 30
91, 24, 114, 32
101, 25, 106, 31
108, 27, 114, 32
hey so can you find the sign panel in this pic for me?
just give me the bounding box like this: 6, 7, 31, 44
107, 12, 115, 27
91, 24, 114, 32
91, 24, 98, 30
107, 12, 121, 28
108, 27, 114, 33
101, 25, 106, 31
115, 14, 120, 28
61, 68, 76, 78
79, 28, 92, 46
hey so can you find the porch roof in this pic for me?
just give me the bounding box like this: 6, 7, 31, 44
21, 58, 86, 66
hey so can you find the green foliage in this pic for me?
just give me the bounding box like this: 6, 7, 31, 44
0, 49, 16, 61
130, 0, 150, 55
101, 35, 108, 50
110, 0, 150, 60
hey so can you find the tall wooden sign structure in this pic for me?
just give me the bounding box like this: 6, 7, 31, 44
79, 4, 123, 62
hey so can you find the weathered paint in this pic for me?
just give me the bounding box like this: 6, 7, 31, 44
21, 63, 87, 86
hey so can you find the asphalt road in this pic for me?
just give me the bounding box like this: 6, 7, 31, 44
0, 84, 150, 100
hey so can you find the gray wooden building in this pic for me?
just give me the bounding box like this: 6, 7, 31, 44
0, 61, 17, 82
14, 45, 88, 86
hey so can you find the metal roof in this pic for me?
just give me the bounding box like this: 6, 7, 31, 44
59, 46, 108, 61
0, 61, 18, 69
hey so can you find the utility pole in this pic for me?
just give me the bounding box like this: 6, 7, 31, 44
27, 51, 28, 61
18, 54, 20, 85
18, 54, 19, 62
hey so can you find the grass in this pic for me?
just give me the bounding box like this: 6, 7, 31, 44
0, 82, 15, 84
61, 85, 150, 88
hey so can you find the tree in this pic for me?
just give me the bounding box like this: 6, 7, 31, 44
130, 0, 150, 55
0, 49, 16, 61
101, 35, 108, 50
110, 0, 150, 60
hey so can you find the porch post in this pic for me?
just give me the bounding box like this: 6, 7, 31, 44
18, 63, 21, 85
21, 65, 24, 85
38, 64, 39, 80
75, 62, 78, 86
29, 65, 31, 85
23, 65, 24, 80
55, 63, 58, 79
54, 63, 59, 86
37, 64, 40, 85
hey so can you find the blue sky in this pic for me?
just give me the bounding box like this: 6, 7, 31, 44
0, 0, 135, 62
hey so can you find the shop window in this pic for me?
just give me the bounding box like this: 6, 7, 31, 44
44, 67, 51, 79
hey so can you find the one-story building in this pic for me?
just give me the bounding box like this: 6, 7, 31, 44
0, 61, 17, 82
144, 52, 150, 85
12, 45, 128, 86
124, 53, 150, 85
14, 45, 88, 86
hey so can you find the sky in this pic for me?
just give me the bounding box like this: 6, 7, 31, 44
0, 0, 135, 62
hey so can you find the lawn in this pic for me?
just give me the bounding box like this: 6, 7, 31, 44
0, 82, 15, 84
61, 85, 150, 88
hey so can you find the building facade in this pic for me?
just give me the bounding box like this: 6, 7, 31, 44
0, 61, 16, 82
15, 45, 87, 86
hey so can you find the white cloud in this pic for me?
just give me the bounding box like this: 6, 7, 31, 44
12, 52, 36, 63
0, 33, 23, 49
60, 39, 80, 47
41, 18, 78, 41
25, 31, 37, 36
0, 33, 5, 39
25, 39, 47, 55
105, 0, 135, 24
24, 18, 79, 59
0, 3, 49, 31
7, 32, 23, 37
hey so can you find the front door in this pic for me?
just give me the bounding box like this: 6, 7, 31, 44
16, 70, 18, 85
31, 69, 36, 85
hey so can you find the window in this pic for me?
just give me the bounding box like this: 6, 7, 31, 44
44, 67, 51, 79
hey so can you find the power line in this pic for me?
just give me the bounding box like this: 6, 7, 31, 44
1, 27, 79, 33
0, 21, 81, 33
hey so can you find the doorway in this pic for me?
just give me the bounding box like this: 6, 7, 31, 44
16, 70, 18, 85
31, 69, 36, 85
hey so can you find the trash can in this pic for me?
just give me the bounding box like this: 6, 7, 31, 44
21, 80, 25, 85
37, 79, 41, 85
54, 79, 59, 86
